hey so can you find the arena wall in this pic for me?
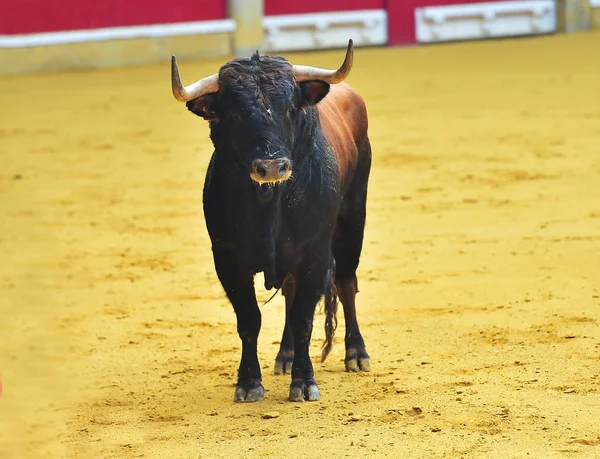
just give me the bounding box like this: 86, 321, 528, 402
591, 0, 600, 27
0, 0, 597, 75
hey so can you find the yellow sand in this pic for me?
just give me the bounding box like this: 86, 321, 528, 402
1, 31, 599, 458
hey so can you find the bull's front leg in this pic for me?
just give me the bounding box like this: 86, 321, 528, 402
213, 247, 264, 402
288, 262, 329, 402
274, 277, 295, 375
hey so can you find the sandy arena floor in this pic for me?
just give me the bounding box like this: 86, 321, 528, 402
1, 31, 599, 458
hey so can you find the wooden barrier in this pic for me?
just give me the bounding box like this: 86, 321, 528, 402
556, 0, 593, 32
1, 1, 599, 75
0, 33, 231, 75
594, 4, 600, 28
0, 0, 233, 75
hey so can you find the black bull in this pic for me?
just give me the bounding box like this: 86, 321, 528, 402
171, 40, 372, 402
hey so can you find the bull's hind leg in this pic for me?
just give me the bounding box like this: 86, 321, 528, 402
333, 141, 371, 372
336, 274, 370, 372
274, 277, 295, 374
334, 225, 371, 372
213, 248, 264, 402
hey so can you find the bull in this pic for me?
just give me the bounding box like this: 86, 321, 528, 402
171, 40, 372, 402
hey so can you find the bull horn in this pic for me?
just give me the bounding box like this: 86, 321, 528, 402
293, 39, 354, 84
171, 55, 219, 102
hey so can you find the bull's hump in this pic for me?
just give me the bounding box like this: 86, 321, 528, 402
316, 83, 368, 187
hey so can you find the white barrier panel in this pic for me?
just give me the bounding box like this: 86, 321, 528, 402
263, 10, 387, 52
415, 0, 556, 43
0, 20, 236, 48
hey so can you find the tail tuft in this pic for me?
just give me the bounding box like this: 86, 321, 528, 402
321, 265, 338, 363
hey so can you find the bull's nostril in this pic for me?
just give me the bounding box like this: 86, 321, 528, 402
252, 159, 290, 182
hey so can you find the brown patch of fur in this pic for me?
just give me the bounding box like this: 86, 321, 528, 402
316, 83, 369, 190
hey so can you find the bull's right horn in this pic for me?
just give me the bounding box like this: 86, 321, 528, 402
171, 56, 219, 102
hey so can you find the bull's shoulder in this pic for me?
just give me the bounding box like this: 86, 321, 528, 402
317, 82, 368, 145
328, 82, 366, 107
319, 83, 368, 136
320, 83, 367, 122
315, 83, 369, 192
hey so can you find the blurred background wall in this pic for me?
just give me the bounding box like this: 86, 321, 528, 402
0, 0, 598, 75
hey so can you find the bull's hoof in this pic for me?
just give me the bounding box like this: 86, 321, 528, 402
345, 349, 371, 372
289, 379, 320, 402
274, 350, 294, 375
234, 382, 265, 403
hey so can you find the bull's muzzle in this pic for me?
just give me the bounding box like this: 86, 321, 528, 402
251, 158, 292, 184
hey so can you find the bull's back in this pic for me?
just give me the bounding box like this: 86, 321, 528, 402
316, 82, 369, 193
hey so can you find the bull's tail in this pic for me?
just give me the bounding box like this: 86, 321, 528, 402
321, 263, 338, 363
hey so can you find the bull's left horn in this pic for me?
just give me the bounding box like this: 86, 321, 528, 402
292, 39, 354, 84
171, 55, 219, 102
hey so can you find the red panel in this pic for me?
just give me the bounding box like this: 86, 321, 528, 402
0, 0, 226, 35
387, 0, 417, 46
414, 0, 494, 5
387, 0, 510, 45
265, 0, 385, 16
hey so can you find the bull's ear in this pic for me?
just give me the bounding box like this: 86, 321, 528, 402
186, 93, 219, 122
296, 81, 330, 108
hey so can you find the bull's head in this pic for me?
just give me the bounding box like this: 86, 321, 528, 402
171, 40, 354, 185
